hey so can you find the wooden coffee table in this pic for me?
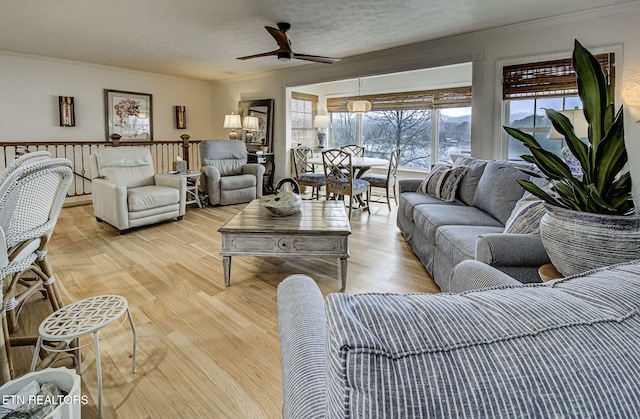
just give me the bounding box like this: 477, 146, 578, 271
218, 199, 352, 289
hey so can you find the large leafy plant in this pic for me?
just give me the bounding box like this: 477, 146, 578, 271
504, 40, 633, 215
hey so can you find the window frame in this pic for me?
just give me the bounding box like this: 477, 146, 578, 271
327, 87, 472, 169
498, 45, 622, 161
291, 91, 318, 149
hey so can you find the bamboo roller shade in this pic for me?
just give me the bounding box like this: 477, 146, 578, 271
503, 53, 615, 100
326, 86, 472, 112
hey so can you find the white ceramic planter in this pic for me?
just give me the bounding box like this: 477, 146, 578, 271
540, 204, 640, 276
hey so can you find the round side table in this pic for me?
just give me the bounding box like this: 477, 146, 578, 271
30, 295, 137, 419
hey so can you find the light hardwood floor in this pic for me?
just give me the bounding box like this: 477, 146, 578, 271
10, 199, 438, 418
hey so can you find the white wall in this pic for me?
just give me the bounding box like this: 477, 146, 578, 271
0, 51, 213, 142
210, 3, 640, 205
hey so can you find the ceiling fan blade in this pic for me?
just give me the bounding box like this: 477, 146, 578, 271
265, 26, 291, 52
292, 53, 341, 64
237, 50, 280, 60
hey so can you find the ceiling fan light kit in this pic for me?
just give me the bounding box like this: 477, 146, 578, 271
237, 22, 340, 64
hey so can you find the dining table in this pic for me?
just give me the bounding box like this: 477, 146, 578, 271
307, 155, 389, 178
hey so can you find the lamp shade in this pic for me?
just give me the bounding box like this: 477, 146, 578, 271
223, 114, 242, 129
622, 66, 640, 122
548, 108, 588, 139
243, 116, 260, 131
347, 100, 372, 113
313, 115, 330, 128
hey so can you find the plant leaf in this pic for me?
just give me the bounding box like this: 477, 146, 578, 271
516, 180, 565, 207
573, 39, 609, 152
594, 107, 627, 193
545, 108, 589, 171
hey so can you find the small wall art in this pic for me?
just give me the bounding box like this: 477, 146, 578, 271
175, 105, 186, 129
59, 96, 75, 127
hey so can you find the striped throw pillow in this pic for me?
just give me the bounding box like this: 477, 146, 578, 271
504, 198, 546, 234
417, 165, 468, 202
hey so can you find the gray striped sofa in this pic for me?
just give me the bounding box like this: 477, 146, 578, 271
397, 157, 551, 291
277, 260, 640, 418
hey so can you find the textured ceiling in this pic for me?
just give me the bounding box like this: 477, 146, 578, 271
0, 0, 633, 81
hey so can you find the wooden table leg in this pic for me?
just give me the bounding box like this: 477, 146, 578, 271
339, 257, 348, 290
223, 255, 232, 287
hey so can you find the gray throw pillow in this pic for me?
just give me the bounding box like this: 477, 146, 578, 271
417, 165, 468, 202
472, 161, 529, 224
453, 158, 488, 206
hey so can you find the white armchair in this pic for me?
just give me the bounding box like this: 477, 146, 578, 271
89, 147, 187, 233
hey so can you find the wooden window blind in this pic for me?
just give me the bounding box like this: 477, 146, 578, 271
291, 91, 318, 148
503, 53, 615, 100
326, 86, 471, 112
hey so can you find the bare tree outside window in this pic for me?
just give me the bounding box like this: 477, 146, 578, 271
362, 110, 431, 169
330, 113, 357, 148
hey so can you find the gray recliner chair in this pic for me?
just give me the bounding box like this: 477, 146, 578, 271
200, 140, 265, 206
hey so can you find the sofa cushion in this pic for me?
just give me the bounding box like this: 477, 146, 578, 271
453, 157, 488, 205
417, 165, 468, 202
473, 160, 529, 224
220, 174, 256, 190
398, 192, 462, 219
436, 225, 505, 266
324, 260, 640, 418
127, 185, 179, 212
413, 204, 504, 244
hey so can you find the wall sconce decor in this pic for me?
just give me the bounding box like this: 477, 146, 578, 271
175, 106, 186, 129
59, 96, 75, 127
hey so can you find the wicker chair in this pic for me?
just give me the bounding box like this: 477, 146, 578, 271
292, 146, 325, 200
0, 157, 73, 381
360, 148, 400, 211
340, 144, 365, 157
322, 149, 370, 219
0, 151, 52, 185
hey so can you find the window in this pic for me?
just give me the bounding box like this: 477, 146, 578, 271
503, 53, 614, 161
326, 87, 471, 170
291, 92, 317, 149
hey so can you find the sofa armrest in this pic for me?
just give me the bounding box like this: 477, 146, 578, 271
448, 260, 523, 293
277, 275, 327, 419
399, 178, 423, 193
476, 233, 551, 267
243, 163, 266, 198
155, 173, 187, 216
91, 178, 129, 230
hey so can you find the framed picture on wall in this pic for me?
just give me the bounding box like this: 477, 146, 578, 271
104, 89, 153, 140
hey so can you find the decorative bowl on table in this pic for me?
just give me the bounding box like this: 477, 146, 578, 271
262, 178, 302, 217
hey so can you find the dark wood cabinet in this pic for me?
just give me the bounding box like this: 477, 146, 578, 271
248, 152, 275, 195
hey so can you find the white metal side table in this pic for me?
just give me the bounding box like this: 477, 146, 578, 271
183, 170, 202, 208
30, 295, 137, 419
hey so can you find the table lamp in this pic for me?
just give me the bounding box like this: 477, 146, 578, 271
223, 113, 242, 139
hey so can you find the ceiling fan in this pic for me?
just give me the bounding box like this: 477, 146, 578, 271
237, 22, 341, 64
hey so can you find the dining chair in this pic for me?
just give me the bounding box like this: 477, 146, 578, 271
292, 146, 325, 200
322, 149, 370, 219
360, 148, 400, 211
340, 144, 365, 157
